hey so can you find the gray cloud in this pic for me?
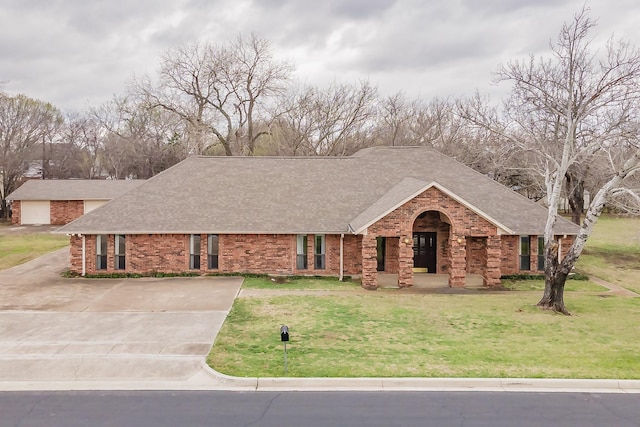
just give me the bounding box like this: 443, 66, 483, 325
0, 0, 638, 112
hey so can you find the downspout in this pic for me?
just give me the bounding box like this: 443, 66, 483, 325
81, 234, 86, 277
339, 233, 344, 281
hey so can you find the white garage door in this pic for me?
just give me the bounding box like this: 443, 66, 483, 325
21, 201, 51, 225
84, 200, 107, 214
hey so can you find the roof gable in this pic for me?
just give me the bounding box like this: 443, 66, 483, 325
349, 178, 514, 235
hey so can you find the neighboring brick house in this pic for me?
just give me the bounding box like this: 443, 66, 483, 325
7, 180, 144, 225
56, 147, 579, 289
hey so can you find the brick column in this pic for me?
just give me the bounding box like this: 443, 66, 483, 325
484, 235, 502, 287
200, 233, 207, 272
397, 235, 414, 288
10, 201, 20, 225
361, 233, 378, 290
530, 235, 540, 271
449, 234, 466, 287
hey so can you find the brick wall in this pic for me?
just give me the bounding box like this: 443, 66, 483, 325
69, 233, 362, 276
467, 237, 486, 274
342, 234, 363, 275
500, 235, 519, 275
218, 234, 294, 275
128, 234, 188, 272
559, 235, 574, 260
500, 234, 577, 276
10, 201, 20, 225
69, 235, 84, 274
64, 223, 577, 280
50, 200, 84, 225
13, 199, 85, 225
384, 237, 399, 273
217, 233, 361, 276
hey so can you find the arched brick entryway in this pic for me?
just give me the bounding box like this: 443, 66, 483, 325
402, 208, 467, 288
359, 186, 502, 290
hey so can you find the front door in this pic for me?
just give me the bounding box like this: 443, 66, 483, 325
413, 232, 437, 273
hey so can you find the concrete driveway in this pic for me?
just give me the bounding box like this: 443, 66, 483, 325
0, 247, 243, 389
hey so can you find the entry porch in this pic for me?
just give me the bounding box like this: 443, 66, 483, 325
377, 273, 486, 290
361, 209, 503, 290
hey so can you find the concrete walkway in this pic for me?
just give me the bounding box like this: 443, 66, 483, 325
588, 276, 639, 297
0, 249, 638, 393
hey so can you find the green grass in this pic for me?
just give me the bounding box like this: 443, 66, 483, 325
502, 278, 608, 292
576, 216, 640, 293
0, 233, 69, 270
210, 215, 640, 378
209, 292, 640, 378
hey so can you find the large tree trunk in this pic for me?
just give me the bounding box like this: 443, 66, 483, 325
538, 271, 570, 314
0, 199, 8, 221
537, 240, 571, 315
565, 170, 585, 225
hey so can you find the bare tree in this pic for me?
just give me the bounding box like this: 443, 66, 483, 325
0, 93, 62, 219
272, 81, 378, 156
63, 113, 107, 179
268, 85, 318, 156
133, 34, 292, 156
92, 97, 187, 179
378, 92, 416, 147
462, 8, 640, 314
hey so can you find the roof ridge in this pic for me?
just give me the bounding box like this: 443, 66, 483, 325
187, 155, 358, 160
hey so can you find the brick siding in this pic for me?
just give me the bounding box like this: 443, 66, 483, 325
50, 200, 84, 225
467, 237, 486, 275
10, 201, 20, 225
500, 234, 577, 275
12, 199, 85, 225
69, 233, 363, 276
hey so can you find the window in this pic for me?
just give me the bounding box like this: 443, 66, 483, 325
519, 235, 530, 271
115, 235, 126, 270
376, 237, 386, 271
296, 235, 308, 269
537, 237, 545, 271
96, 235, 107, 270
190, 234, 201, 270
208, 234, 218, 269
314, 234, 325, 270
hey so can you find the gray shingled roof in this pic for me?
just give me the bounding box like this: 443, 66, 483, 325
349, 177, 431, 233
7, 179, 145, 201
55, 147, 579, 236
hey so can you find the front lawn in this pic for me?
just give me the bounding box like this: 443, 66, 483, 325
0, 232, 68, 270
501, 277, 607, 292
209, 216, 640, 379
576, 216, 640, 294
209, 288, 640, 378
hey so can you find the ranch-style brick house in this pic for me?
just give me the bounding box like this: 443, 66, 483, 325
7, 180, 144, 225
56, 146, 579, 289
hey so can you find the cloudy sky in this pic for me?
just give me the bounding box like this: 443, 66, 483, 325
1, 0, 639, 113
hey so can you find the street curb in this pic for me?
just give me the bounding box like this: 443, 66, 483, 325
1, 362, 639, 393
200, 362, 640, 393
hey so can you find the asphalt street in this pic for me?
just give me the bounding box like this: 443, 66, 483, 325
2, 391, 640, 427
